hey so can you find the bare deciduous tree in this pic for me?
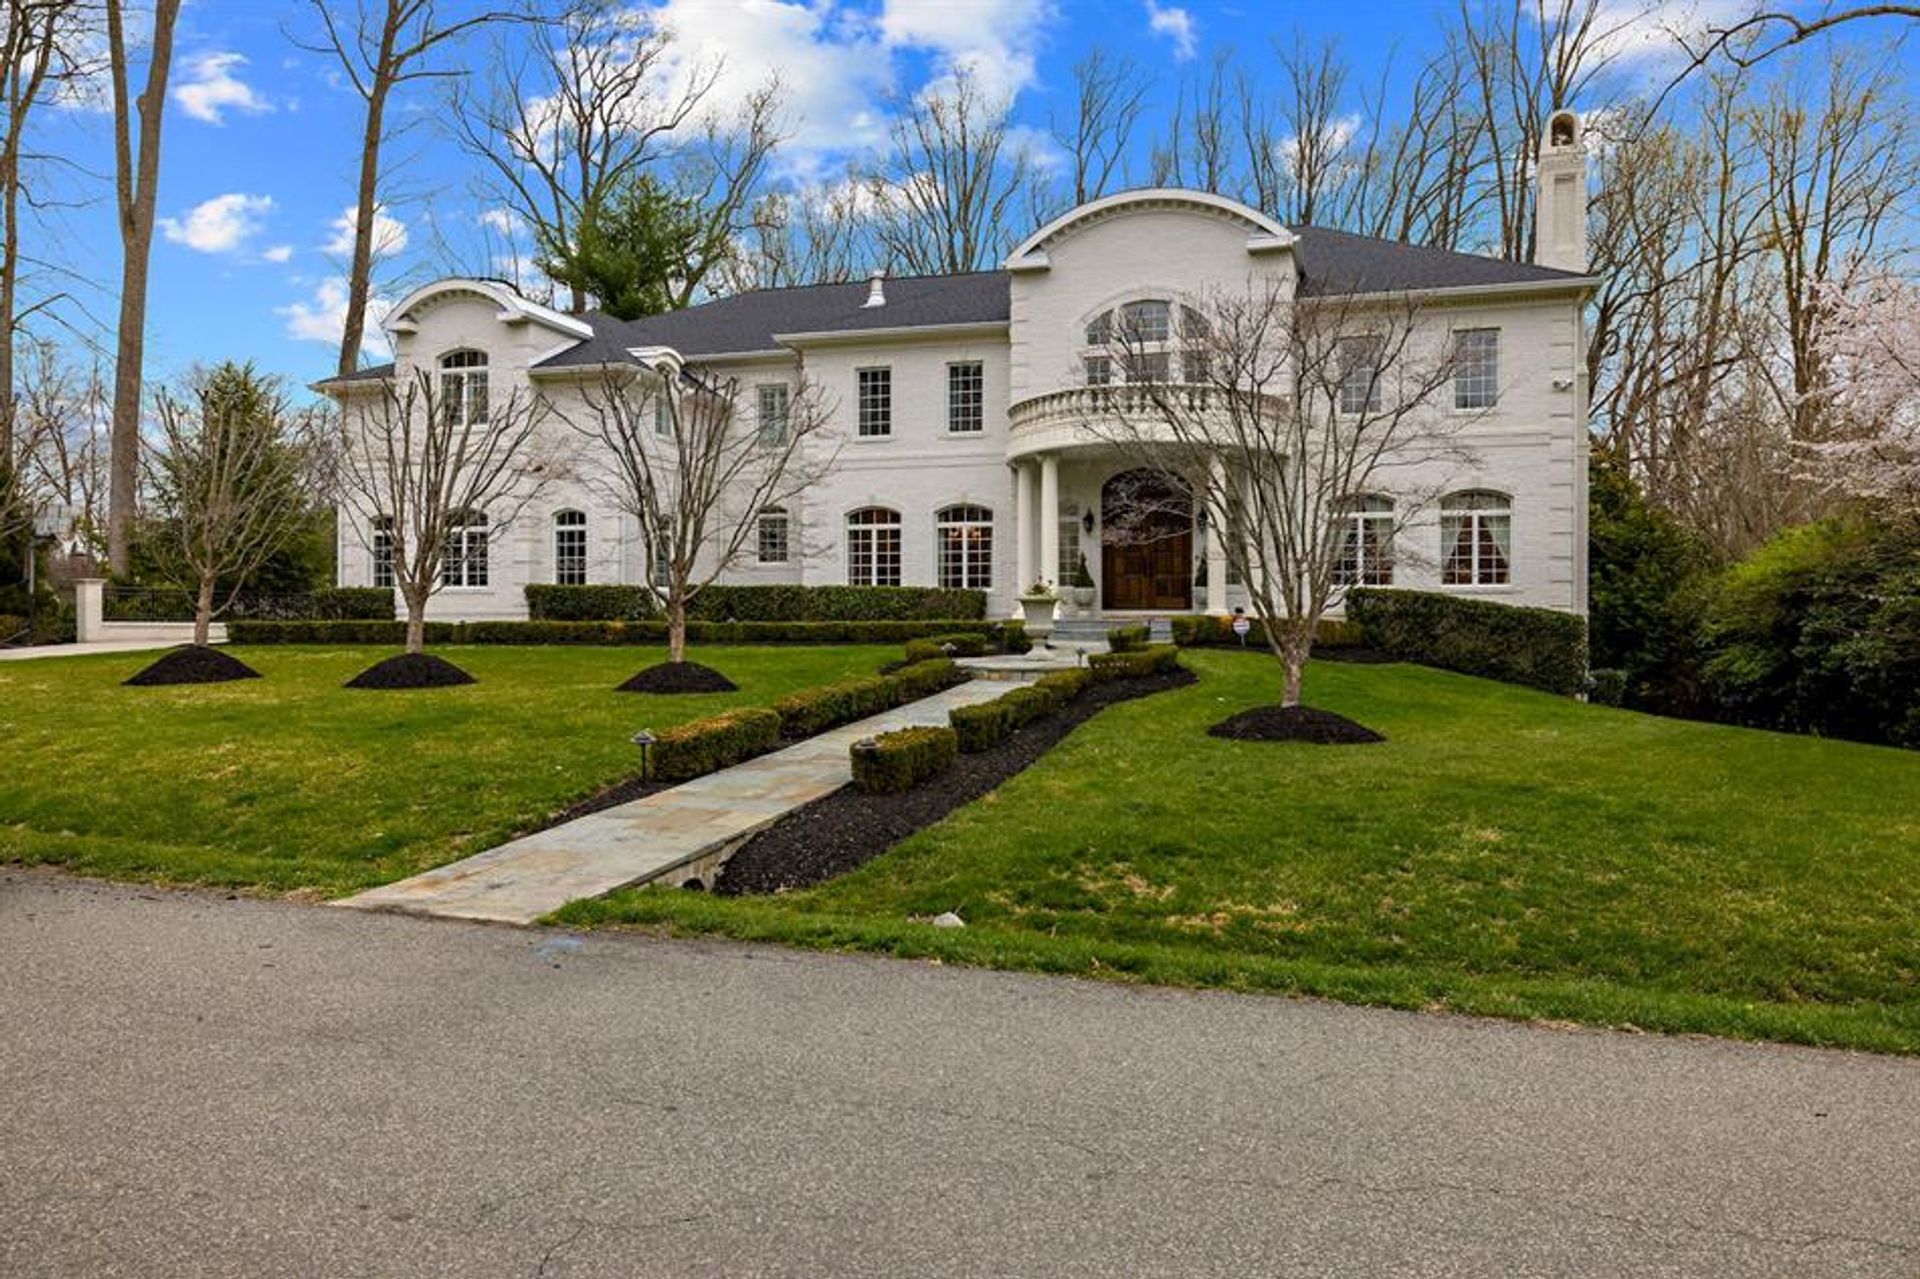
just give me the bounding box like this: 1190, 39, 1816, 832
1093, 284, 1470, 706
1050, 46, 1151, 210
560, 357, 835, 664
335, 370, 551, 653
104, 0, 181, 576
147, 365, 313, 646
870, 67, 1032, 276
300, 0, 524, 375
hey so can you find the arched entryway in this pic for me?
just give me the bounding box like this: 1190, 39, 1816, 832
1101, 469, 1192, 611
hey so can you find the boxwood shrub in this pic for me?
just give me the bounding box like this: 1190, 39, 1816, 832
949, 699, 1013, 752
526, 583, 986, 622
651, 708, 783, 783
1345, 587, 1588, 695
1106, 624, 1149, 653
1168, 614, 1362, 648
1087, 643, 1182, 682
850, 725, 959, 794
903, 631, 994, 662
771, 657, 966, 738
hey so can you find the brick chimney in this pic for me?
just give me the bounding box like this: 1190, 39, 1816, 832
1534, 110, 1588, 274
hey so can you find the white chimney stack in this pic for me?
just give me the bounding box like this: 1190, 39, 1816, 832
863, 269, 887, 308
1534, 110, 1588, 274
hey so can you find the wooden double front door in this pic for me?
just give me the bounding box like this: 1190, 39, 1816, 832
1101, 469, 1193, 612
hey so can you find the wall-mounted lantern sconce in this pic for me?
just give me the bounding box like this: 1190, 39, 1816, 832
1081, 510, 1095, 535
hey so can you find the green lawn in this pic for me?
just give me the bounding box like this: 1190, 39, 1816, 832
0, 643, 879, 895
558, 649, 1920, 1055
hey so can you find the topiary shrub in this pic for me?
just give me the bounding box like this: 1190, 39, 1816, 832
651, 707, 783, 783
850, 725, 959, 793
1345, 588, 1588, 695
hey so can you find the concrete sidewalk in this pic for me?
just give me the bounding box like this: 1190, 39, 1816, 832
337, 678, 1012, 924
0, 637, 221, 662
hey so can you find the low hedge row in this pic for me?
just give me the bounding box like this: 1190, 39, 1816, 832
103, 586, 396, 623
948, 664, 1107, 754
851, 725, 959, 794
771, 658, 967, 738
525, 583, 988, 622
1345, 587, 1588, 696
1168, 614, 1364, 648
903, 631, 994, 662
1086, 644, 1182, 682
1106, 624, 1149, 653
652, 708, 782, 783
226, 618, 1015, 647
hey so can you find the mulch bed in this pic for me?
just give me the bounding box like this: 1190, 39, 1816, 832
1207, 704, 1385, 745
715, 667, 1197, 896
616, 661, 738, 694
343, 652, 477, 689
124, 645, 262, 687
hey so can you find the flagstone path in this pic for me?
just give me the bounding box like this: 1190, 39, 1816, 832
336, 678, 1015, 925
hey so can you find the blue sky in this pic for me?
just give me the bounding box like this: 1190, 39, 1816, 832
28, 0, 1910, 397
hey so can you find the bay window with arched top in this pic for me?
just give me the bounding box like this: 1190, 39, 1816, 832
1081, 298, 1208, 385
846, 507, 901, 586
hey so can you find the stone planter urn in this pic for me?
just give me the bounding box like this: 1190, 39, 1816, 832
1065, 585, 1097, 614
1018, 586, 1059, 640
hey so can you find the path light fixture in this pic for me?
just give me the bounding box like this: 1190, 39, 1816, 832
631, 729, 658, 778
940, 642, 957, 658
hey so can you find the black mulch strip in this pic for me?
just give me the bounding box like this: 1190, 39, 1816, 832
343, 652, 477, 689
1207, 704, 1385, 745
714, 667, 1198, 896
616, 660, 739, 694
124, 644, 262, 686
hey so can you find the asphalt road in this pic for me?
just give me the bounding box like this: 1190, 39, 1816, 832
4, 868, 1918, 1278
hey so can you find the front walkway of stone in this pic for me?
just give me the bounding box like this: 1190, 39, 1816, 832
337, 678, 1016, 926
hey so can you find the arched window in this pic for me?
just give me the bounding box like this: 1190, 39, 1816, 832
757, 506, 789, 564
441, 509, 489, 587
936, 504, 993, 591
1333, 495, 1394, 587
846, 507, 901, 586
1441, 491, 1511, 586
439, 350, 489, 427
1081, 299, 1207, 384
553, 510, 587, 585
371, 515, 394, 588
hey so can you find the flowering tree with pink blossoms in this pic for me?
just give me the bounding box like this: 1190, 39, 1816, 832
1809, 273, 1920, 513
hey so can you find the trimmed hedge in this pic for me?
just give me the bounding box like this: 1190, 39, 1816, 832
850, 725, 959, 794
102, 586, 396, 623
526, 583, 987, 622
1345, 588, 1588, 696
904, 631, 994, 663
947, 661, 1111, 753
1106, 624, 1149, 653
1169, 614, 1363, 649
949, 699, 1013, 752
227, 618, 1016, 647
771, 657, 967, 738
651, 707, 783, 783
1087, 644, 1182, 682
524, 584, 659, 621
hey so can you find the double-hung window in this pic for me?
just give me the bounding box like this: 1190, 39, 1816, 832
1452, 329, 1499, 410
756, 383, 790, 447
757, 507, 790, 565
1332, 495, 1394, 587
947, 362, 984, 434
553, 511, 587, 585
439, 350, 488, 428
1441, 491, 1512, 585
857, 368, 892, 438
936, 504, 994, 590
847, 507, 902, 585
441, 509, 488, 588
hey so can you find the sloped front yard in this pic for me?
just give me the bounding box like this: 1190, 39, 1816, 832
0, 643, 879, 895
559, 649, 1920, 1055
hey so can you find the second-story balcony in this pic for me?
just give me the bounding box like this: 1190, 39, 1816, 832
1006, 382, 1285, 459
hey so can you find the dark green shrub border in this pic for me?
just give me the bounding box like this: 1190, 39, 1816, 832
652, 708, 783, 783
526, 583, 987, 623
771, 658, 966, 738
227, 618, 1017, 647
950, 699, 1013, 752
850, 725, 959, 794
1169, 614, 1362, 648
904, 631, 994, 662
1087, 644, 1182, 682
947, 655, 1155, 753
1345, 588, 1587, 696
1106, 624, 1149, 652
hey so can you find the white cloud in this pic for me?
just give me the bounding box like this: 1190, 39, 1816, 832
1560, 0, 1757, 68
278, 277, 393, 359
1145, 1, 1197, 62
158, 193, 274, 254
173, 51, 271, 124
478, 208, 526, 238
263, 244, 294, 263
880, 0, 1053, 101
324, 204, 409, 259
1279, 112, 1363, 180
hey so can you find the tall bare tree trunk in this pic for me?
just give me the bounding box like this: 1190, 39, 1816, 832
105, 0, 182, 576
337, 10, 398, 378
193, 573, 214, 647
667, 594, 686, 663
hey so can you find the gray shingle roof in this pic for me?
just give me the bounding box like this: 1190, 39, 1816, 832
313, 362, 396, 387
1292, 225, 1590, 295
533, 272, 1013, 369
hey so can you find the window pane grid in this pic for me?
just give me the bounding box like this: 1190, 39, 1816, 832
947, 362, 984, 433
1453, 329, 1499, 410
756, 384, 790, 446
372, 517, 394, 588
847, 507, 901, 585
937, 504, 993, 590
441, 511, 488, 588
857, 368, 891, 437
1441, 493, 1511, 585
1339, 336, 1383, 414
758, 508, 789, 564
553, 511, 587, 586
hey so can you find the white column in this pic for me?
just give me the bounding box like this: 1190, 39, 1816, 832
74, 578, 105, 642
1039, 454, 1060, 589
1013, 460, 1034, 610
1206, 455, 1228, 615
